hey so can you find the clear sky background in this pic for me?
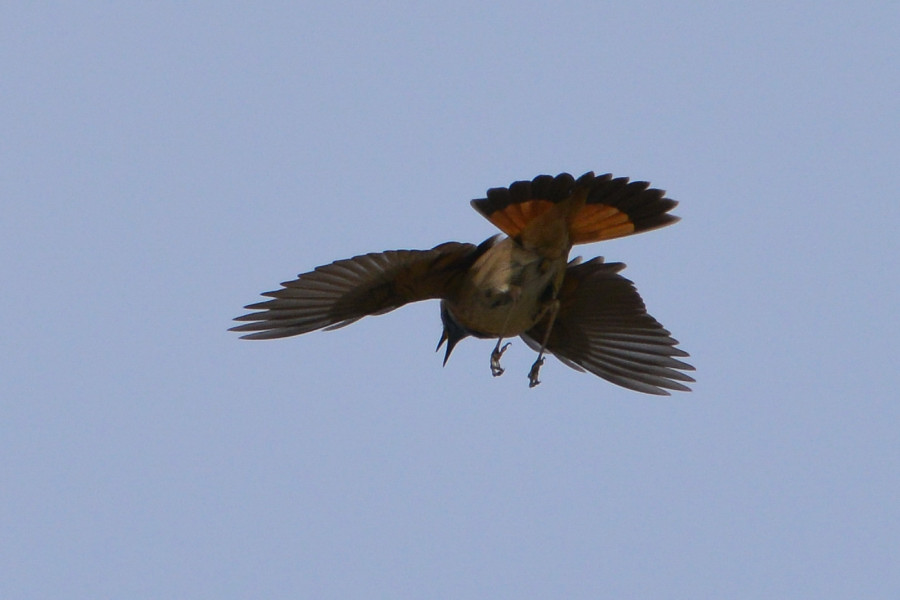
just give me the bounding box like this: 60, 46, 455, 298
3, 2, 899, 598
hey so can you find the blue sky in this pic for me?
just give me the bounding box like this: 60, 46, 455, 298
3, 2, 899, 598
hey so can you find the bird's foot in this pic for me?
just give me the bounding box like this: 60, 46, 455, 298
490, 342, 511, 377
528, 357, 545, 388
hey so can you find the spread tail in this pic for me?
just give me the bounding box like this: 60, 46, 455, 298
470, 171, 680, 245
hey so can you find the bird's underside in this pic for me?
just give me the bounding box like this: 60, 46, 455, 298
231, 171, 694, 394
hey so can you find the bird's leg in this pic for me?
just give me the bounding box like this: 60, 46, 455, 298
528, 300, 560, 388
489, 299, 520, 377
491, 339, 511, 377
527, 357, 544, 388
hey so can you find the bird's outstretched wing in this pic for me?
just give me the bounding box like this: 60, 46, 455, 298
471, 171, 679, 245
232, 240, 492, 340
521, 257, 694, 395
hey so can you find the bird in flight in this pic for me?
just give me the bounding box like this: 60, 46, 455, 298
231, 171, 694, 394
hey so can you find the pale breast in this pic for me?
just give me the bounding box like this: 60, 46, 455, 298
450, 238, 568, 337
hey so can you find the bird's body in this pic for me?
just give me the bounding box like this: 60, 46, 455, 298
448, 235, 565, 338
232, 171, 694, 394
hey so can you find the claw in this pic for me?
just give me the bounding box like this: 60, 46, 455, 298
528, 357, 545, 388
490, 342, 511, 377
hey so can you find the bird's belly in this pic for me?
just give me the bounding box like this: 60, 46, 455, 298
451, 238, 567, 337
453, 296, 543, 337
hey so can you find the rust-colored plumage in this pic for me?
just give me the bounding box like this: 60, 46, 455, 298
232, 171, 693, 394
